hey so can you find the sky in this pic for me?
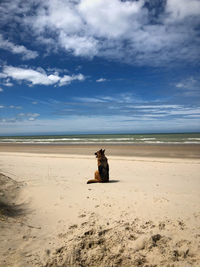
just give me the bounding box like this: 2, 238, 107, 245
0, 0, 200, 135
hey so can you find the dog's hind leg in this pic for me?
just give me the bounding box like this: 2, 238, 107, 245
94, 170, 101, 181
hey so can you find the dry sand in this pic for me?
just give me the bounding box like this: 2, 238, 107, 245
0, 146, 200, 266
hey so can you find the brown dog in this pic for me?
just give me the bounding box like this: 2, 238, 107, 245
87, 149, 109, 184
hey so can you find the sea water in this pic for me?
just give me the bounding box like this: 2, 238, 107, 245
0, 133, 200, 144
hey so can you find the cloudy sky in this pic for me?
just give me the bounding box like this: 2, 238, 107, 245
0, 0, 200, 135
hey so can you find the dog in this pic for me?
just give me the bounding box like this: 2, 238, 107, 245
87, 149, 109, 184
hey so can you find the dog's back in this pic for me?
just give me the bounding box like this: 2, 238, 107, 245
97, 153, 109, 182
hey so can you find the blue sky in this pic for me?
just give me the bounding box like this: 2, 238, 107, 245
0, 0, 200, 135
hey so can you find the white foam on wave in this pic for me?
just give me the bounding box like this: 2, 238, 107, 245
1, 135, 200, 144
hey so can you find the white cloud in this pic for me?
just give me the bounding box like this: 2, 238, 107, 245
70, 94, 200, 119
0, 87, 3, 92
0, 115, 200, 135
175, 83, 184, 88
18, 112, 40, 118
0, 112, 40, 124
74, 97, 107, 103
127, 105, 200, 117
73, 93, 142, 105
0, 65, 86, 86
175, 77, 198, 88
96, 78, 107, 82
27, 0, 200, 65
27, 113, 40, 117
0, 105, 22, 109
167, 107, 200, 116
18, 113, 25, 116
59, 73, 85, 86
0, 34, 38, 60
2, 79, 13, 87
27, 113, 40, 121
9, 105, 22, 109
175, 77, 200, 96
48, 74, 60, 83
3, 66, 53, 85
31, 1, 82, 34
59, 33, 98, 57
78, 0, 144, 38
0, 73, 7, 78
166, 0, 200, 21
132, 105, 182, 109
186, 115, 200, 118
1, 0, 200, 65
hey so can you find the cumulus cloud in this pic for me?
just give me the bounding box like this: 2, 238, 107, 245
1, 0, 200, 65
59, 73, 85, 86
0, 78, 13, 87
59, 33, 98, 57
0, 73, 7, 78
3, 66, 53, 85
78, 0, 145, 39
0, 34, 38, 60
166, 0, 200, 21
0, 65, 85, 86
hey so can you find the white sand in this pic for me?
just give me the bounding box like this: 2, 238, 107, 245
0, 152, 200, 266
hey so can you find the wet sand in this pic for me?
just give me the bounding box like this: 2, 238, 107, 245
0, 143, 200, 158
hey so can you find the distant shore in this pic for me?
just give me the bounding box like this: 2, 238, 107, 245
0, 143, 200, 158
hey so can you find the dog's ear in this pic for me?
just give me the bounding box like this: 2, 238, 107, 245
102, 149, 105, 154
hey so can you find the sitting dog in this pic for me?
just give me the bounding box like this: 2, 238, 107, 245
87, 149, 109, 184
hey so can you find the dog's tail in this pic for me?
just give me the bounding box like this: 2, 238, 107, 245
87, 179, 101, 184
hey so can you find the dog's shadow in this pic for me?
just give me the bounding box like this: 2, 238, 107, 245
108, 180, 120, 183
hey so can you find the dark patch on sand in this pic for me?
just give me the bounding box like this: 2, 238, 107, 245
0, 173, 24, 218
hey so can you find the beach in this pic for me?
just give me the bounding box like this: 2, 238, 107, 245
0, 144, 200, 266
1, 143, 200, 158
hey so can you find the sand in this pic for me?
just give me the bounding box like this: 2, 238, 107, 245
0, 146, 200, 266
1, 143, 200, 158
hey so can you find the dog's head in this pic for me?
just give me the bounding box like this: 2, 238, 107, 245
94, 149, 105, 158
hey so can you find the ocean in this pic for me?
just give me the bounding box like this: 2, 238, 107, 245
0, 133, 200, 144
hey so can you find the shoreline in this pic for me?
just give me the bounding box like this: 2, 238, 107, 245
0, 143, 200, 158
